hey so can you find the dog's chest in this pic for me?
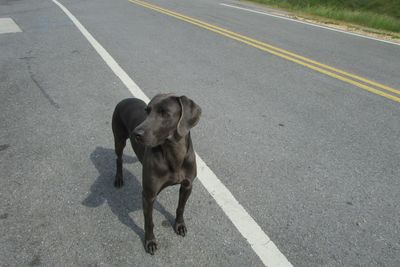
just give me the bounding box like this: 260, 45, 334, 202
162, 160, 193, 181
150, 157, 194, 184
168, 170, 186, 183
145, 144, 196, 183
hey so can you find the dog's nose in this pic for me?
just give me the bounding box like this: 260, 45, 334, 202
133, 129, 144, 141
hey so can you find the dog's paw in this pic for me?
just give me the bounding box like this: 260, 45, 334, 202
174, 222, 187, 237
145, 239, 158, 255
114, 177, 124, 188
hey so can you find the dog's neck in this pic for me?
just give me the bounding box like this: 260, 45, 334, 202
160, 133, 190, 171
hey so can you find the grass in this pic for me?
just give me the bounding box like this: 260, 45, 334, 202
245, 0, 400, 34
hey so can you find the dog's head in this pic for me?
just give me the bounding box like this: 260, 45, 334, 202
133, 94, 201, 147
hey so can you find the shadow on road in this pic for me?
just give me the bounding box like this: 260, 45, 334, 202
82, 146, 175, 242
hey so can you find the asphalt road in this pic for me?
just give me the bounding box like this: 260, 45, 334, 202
1, 0, 399, 266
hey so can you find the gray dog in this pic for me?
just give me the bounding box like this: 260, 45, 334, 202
112, 94, 201, 255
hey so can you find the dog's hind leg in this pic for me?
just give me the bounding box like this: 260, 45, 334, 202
112, 111, 128, 188
113, 137, 126, 188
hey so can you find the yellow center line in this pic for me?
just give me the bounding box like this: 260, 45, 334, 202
129, 0, 400, 103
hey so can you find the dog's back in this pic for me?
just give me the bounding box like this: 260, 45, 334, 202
112, 98, 147, 132
112, 98, 147, 162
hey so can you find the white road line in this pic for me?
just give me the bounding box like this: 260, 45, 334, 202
220, 3, 400, 47
0, 18, 22, 34
52, 0, 292, 266
52, 0, 149, 103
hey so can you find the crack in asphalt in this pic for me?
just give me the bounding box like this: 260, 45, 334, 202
20, 54, 60, 109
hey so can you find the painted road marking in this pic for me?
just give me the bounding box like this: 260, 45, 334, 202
220, 3, 400, 47
0, 18, 22, 34
51, 0, 149, 102
129, 0, 400, 104
52, 0, 292, 266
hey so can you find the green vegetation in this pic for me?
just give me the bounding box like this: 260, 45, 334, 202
246, 0, 400, 33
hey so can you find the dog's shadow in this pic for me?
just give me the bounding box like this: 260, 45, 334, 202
82, 146, 175, 241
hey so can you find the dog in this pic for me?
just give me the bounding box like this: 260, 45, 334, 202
111, 93, 201, 255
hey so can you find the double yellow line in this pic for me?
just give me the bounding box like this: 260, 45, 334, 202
129, 0, 400, 103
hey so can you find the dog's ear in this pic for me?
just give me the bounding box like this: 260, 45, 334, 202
176, 96, 201, 137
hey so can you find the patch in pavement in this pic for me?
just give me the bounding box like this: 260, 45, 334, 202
0, 0, 21, 5
29, 255, 41, 266
0, 18, 22, 34
0, 144, 10, 151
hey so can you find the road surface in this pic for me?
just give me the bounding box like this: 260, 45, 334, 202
1, 0, 399, 266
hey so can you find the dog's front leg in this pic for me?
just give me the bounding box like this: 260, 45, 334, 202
142, 191, 157, 255
175, 180, 192, 237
